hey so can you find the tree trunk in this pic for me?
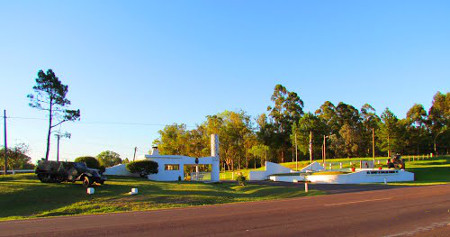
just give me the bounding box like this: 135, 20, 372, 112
45, 101, 53, 160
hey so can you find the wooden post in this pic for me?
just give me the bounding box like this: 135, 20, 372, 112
372, 128, 375, 162
295, 133, 298, 171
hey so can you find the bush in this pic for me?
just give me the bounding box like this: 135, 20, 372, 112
74, 156, 100, 169
126, 160, 158, 178
236, 174, 246, 186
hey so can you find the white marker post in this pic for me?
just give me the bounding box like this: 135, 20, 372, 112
130, 188, 138, 195
87, 188, 95, 195
305, 182, 309, 193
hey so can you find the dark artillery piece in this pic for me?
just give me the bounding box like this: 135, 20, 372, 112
387, 154, 406, 169
35, 160, 106, 187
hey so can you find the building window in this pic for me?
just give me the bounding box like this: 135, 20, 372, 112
165, 164, 180, 171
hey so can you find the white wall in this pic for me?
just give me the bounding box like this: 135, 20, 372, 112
249, 161, 294, 181
305, 169, 414, 184
269, 175, 305, 182
300, 162, 324, 172
104, 164, 139, 177
146, 155, 220, 182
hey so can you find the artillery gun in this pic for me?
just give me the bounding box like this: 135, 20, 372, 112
387, 154, 406, 169
35, 160, 106, 187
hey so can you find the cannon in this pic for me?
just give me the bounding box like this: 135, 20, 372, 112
35, 160, 107, 187
387, 154, 406, 169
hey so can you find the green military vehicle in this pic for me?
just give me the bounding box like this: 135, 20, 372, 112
35, 160, 107, 187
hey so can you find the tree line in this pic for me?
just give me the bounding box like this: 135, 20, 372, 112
154, 84, 449, 171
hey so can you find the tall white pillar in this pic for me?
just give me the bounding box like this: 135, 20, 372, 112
211, 134, 220, 182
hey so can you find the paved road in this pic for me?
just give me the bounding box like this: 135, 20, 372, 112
1, 184, 449, 237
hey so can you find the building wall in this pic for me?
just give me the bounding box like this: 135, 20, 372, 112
146, 155, 220, 182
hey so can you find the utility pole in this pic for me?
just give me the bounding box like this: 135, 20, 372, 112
55, 132, 71, 162
372, 128, 375, 161
3, 110, 8, 175
295, 133, 298, 171
133, 147, 137, 162
323, 135, 326, 163
309, 131, 313, 163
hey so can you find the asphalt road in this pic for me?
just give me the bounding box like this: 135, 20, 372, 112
1, 184, 449, 237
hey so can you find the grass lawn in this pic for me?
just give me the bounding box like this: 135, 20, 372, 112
0, 174, 322, 221
388, 156, 450, 186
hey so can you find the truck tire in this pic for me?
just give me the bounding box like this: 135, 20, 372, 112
82, 176, 92, 187
37, 173, 49, 183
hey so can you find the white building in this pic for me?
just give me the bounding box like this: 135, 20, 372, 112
104, 134, 220, 182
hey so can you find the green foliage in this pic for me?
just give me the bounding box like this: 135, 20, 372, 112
126, 160, 158, 177
74, 156, 100, 169
97, 151, 122, 167
235, 174, 246, 186
0, 144, 34, 170
153, 88, 449, 167
27, 69, 80, 160
266, 84, 304, 162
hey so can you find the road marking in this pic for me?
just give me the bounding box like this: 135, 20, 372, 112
324, 197, 392, 207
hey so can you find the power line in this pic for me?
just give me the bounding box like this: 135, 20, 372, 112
5, 116, 197, 127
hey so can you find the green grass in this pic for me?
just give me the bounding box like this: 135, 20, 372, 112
0, 174, 322, 221
388, 157, 450, 186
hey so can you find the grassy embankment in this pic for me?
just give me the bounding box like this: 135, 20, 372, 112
220, 156, 450, 186
0, 174, 322, 221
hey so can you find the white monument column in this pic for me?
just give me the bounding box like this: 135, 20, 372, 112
210, 134, 220, 182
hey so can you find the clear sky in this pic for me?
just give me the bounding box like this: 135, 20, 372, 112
1, 0, 449, 162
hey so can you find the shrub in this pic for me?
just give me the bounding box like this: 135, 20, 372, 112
126, 160, 158, 178
74, 156, 100, 169
235, 174, 246, 186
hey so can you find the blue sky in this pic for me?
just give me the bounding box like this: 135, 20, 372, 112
1, 0, 449, 162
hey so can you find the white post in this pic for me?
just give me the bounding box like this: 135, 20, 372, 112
340, 162, 342, 169
384, 178, 387, 184
305, 182, 309, 193
210, 134, 220, 182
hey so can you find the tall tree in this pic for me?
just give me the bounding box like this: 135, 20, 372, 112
428, 92, 449, 154
291, 113, 326, 160
267, 84, 304, 162
405, 104, 430, 154
378, 108, 403, 156
28, 69, 80, 160
360, 104, 380, 156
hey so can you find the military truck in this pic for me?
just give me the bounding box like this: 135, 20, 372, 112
387, 154, 406, 169
35, 160, 107, 187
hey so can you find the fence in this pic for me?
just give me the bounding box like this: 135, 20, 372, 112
0, 169, 34, 174
320, 153, 436, 170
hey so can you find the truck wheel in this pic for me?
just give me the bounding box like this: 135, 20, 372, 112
83, 176, 92, 187
37, 173, 48, 183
